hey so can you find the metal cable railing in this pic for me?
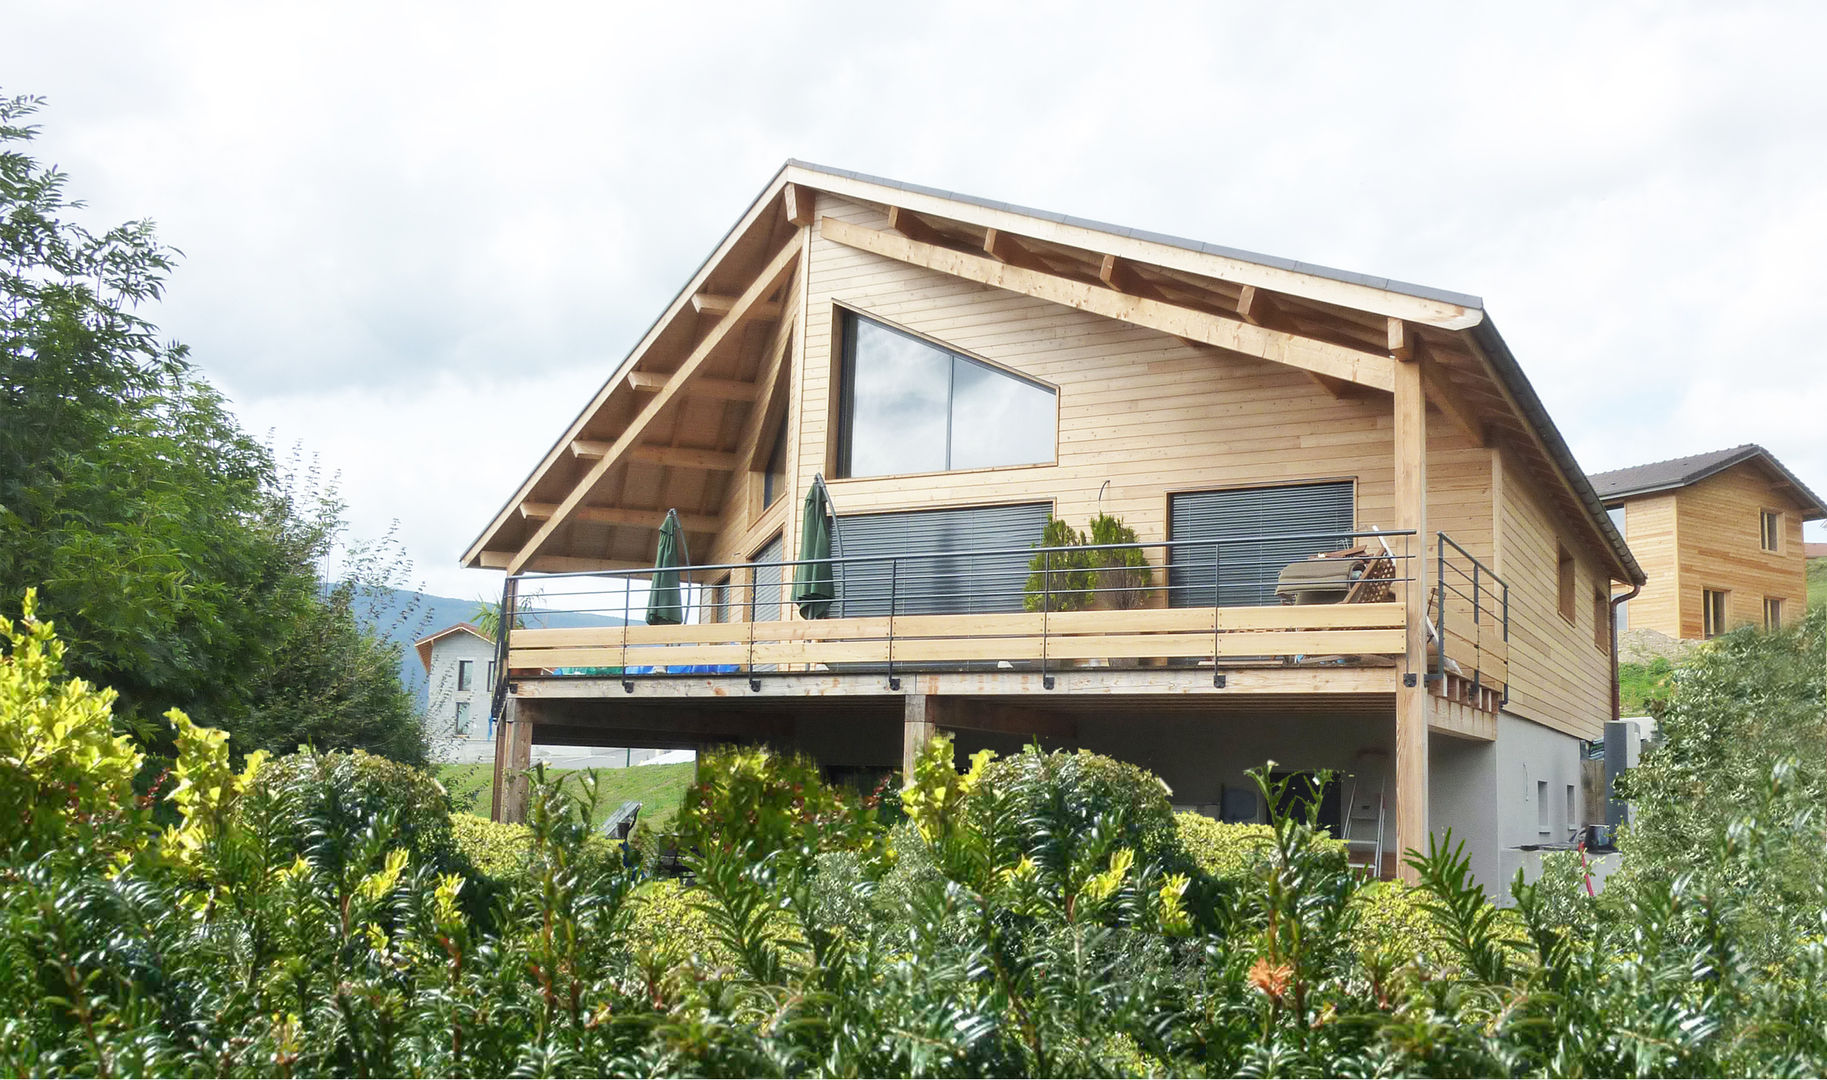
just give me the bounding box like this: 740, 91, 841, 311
1435, 532, 1510, 704
503, 528, 1419, 690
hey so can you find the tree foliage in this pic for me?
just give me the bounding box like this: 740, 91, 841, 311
0, 91, 424, 764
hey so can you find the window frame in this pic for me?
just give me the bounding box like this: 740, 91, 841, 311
1702, 588, 1729, 638
834, 308, 1058, 480
456, 658, 473, 692
1760, 509, 1782, 553
1764, 596, 1783, 630
454, 700, 471, 736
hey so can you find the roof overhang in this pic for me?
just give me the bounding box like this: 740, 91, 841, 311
413, 623, 494, 675
463, 162, 1644, 586
1596, 446, 1827, 520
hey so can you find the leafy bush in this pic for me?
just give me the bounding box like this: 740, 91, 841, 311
6, 603, 1827, 1076
451, 812, 532, 878
969, 744, 1184, 876
0, 590, 147, 860
677, 745, 890, 869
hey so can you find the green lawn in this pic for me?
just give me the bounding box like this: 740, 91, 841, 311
1808, 556, 1825, 610
436, 760, 697, 834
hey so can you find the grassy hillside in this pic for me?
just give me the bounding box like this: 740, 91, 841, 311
1809, 557, 1825, 609
436, 761, 696, 834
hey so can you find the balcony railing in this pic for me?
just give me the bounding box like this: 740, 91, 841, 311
1434, 532, 1509, 709
492, 529, 1504, 693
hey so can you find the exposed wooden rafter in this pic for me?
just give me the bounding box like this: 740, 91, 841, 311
823, 216, 1396, 392
783, 182, 815, 228
625, 371, 760, 402
1098, 254, 1171, 302
982, 227, 1054, 274
505, 237, 803, 575
518, 502, 721, 533
886, 206, 946, 246
691, 293, 783, 320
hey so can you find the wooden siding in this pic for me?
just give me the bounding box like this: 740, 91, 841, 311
1614, 493, 1679, 635
1495, 448, 1613, 740
1670, 465, 1809, 636
729, 192, 1498, 584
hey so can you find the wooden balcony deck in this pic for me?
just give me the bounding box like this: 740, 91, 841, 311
508, 601, 1409, 674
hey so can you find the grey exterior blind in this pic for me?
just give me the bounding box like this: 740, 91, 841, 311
750, 537, 783, 621
1169, 483, 1354, 607
834, 503, 1050, 616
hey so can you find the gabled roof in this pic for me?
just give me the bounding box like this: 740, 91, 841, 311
1590, 444, 1827, 519
413, 622, 494, 675
463, 161, 1644, 585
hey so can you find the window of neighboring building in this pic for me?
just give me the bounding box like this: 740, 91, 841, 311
1593, 589, 1609, 652
1703, 588, 1729, 638
1565, 784, 1577, 832
1760, 509, 1782, 552
1537, 780, 1552, 834
836, 311, 1055, 478
1764, 596, 1784, 630
456, 659, 473, 691
1556, 544, 1577, 624
454, 701, 471, 736
485, 660, 496, 691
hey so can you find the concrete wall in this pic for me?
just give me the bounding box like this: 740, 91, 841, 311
426, 633, 498, 759
1493, 711, 1586, 893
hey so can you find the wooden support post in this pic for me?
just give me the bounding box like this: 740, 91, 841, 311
903, 694, 939, 779
1393, 354, 1430, 883
494, 697, 535, 825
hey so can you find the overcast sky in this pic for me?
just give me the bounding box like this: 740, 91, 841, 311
6, 1, 1823, 599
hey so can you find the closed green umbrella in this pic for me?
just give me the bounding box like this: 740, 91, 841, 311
645, 509, 690, 625
792, 477, 836, 619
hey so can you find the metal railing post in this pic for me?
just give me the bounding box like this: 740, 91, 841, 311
1041, 549, 1054, 690
620, 575, 634, 693
1211, 540, 1225, 688
886, 558, 900, 691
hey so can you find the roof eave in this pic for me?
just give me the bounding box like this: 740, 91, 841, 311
1469, 318, 1647, 586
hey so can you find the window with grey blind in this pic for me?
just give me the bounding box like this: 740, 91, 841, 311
832, 502, 1051, 616
1168, 482, 1355, 607
749, 536, 784, 622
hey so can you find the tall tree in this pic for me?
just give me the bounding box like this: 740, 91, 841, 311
0, 91, 425, 764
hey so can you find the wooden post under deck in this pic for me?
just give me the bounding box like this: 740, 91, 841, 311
492, 697, 535, 824
1393, 342, 1429, 884
903, 694, 938, 778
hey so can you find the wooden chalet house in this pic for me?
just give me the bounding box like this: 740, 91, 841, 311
464, 163, 1644, 888
1591, 445, 1824, 640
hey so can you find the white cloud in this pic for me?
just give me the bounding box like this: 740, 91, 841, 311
5, 0, 1823, 590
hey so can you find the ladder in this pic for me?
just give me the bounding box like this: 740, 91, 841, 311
1341, 773, 1386, 878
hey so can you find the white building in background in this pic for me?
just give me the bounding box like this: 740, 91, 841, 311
414, 623, 667, 768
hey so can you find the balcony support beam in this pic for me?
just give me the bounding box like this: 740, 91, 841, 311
1393, 353, 1430, 884
903, 693, 939, 779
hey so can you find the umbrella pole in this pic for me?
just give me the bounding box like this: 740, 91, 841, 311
814, 473, 843, 618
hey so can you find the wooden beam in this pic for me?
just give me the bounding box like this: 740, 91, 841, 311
983, 227, 1054, 274
691, 294, 783, 320
783, 182, 815, 228
887, 206, 947, 246
904, 694, 938, 779
820, 218, 1396, 392
1414, 340, 1487, 445
1387, 317, 1413, 360
1392, 355, 1428, 885
1099, 253, 1172, 302
627, 445, 740, 471
477, 551, 651, 573
517, 501, 720, 533
507, 237, 800, 575
625, 371, 761, 402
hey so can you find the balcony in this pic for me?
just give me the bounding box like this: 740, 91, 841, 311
495, 529, 1507, 710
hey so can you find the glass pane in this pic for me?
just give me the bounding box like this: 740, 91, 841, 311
949, 356, 1055, 470
844, 318, 949, 477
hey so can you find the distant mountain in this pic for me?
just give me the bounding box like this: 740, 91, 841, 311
345, 586, 624, 705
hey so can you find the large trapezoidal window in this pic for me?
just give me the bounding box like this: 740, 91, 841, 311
837, 311, 1055, 478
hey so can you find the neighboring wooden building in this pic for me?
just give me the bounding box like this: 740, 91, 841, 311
1590, 446, 1825, 640
462, 163, 1644, 888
